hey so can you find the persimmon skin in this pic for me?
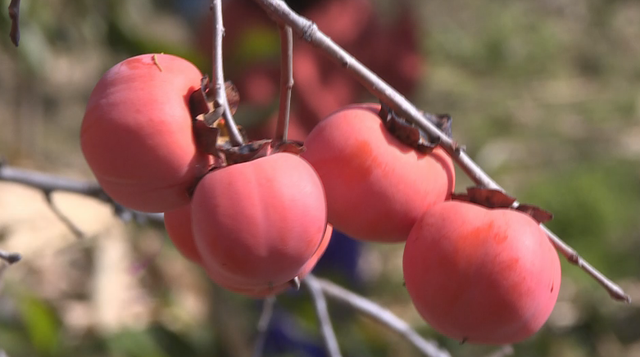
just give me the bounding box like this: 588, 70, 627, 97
403, 201, 561, 344
80, 54, 210, 212
192, 153, 328, 292
164, 204, 201, 265
210, 225, 334, 298
301, 103, 455, 242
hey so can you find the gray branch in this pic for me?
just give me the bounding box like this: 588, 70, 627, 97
304, 274, 343, 357
316, 277, 452, 357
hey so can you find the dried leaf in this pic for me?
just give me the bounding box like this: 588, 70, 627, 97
452, 187, 553, 223
193, 119, 220, 156
379, 104, 439, 153
272, 140, 305, 155
515, 204, 554, 224
222, 140, 272, 165
225, 81, 240, 115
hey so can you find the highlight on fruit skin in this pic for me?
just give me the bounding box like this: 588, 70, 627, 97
302, 103, 455, 243
403, 200, 561, 344
80, 53, 210, 213
191, 152, 328, 296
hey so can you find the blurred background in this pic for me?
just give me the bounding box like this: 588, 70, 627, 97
1, 0, 640, 356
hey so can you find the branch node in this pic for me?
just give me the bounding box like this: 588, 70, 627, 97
301, 22, 317, 42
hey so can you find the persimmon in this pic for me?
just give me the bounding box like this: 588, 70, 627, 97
191, 152, 327, 293
80, 53, 210, 212
403, 201, 561, 344
209, 225, 334, 298
301, 103, 455, 242
164, 204, 201, 265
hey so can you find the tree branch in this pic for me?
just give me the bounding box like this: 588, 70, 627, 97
315, 277, 452, 357
0, 164, 164, 225
252, 296, 276, 357
304, 274, 342, 357
249, 0, 630, 303
274, 24, 294, 144
210, 0, 244, 147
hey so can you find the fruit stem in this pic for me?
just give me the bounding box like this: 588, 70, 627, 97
273, 24, 294, 145
210, 0, 244, 147
250, 0, 631, 304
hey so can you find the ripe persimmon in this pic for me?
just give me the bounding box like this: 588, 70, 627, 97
164, 204, 201, 265
209, 225, 334, 298
403, 201, 561, 344
191, 152, 327, 293
80, 53, 210, 212
301, 103, 455, 242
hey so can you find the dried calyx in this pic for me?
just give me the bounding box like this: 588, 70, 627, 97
189, 76, 303, 169
452, 187, 554, 224
379, 103, 452, 153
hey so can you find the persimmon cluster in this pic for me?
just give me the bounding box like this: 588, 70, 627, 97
80, 53, 561, 345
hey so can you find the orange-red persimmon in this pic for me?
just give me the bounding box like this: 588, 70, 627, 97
191, 153, 327, 293
164, 204, 201, 265
209, 225, 334, 298
81, 54, 210, 212
302, 103, 455, 242
403, 201, 561, 344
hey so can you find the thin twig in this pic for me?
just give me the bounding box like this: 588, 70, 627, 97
43, 191, 86, 239
252, 296, 276, 357
250, 0, 630, 303
304, 274, 343, 357
8, 0, 20, 46
316, 277, 451, 357
274, 24, 294, 144
210, 0, 244, 147
0, 165, 164, 225
0, 251, 21, 264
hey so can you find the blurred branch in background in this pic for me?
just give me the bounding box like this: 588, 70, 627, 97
8, 0, 20, 46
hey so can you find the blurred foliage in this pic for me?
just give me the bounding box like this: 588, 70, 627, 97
1, 0, 640, 356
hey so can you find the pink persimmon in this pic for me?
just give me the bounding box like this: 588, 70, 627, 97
209, 225, 334, 298
191, 153, 327, 293
164, 204, 201, 265
80, 53, 210, 212
301, 103, 455, 242
403, 201, 561, 344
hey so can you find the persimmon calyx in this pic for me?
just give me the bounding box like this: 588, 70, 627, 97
378, 103, 453, 153
452, 187, 554, 224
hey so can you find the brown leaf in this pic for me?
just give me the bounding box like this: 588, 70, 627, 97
379, 104, 439, 153
465, 187, 517, 208
453, 187, 554, 223
225, 81, 240, 115
222, 140, 272, 165
515, 204, 554, 224
272, 140, 305, 155
192, 119, 220, 156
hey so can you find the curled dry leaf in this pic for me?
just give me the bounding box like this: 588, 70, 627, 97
452, 187, 553, 224
378, 104, 452, 153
